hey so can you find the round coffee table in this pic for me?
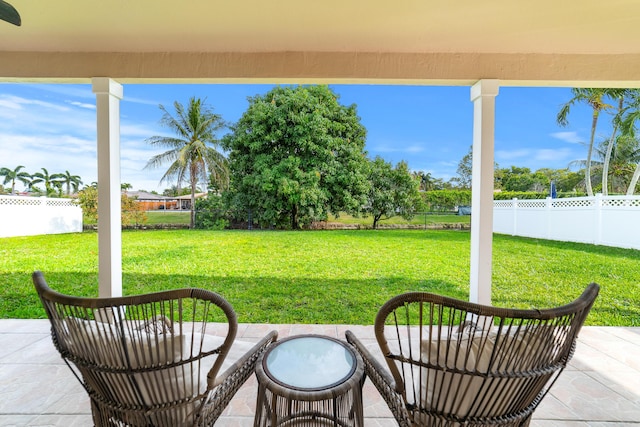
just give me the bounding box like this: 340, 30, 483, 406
254, 334, 365, 427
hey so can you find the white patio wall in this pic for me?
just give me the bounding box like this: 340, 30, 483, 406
493, 195, 640, 250
0, 196, 82, 238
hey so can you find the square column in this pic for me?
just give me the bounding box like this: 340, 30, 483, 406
92, 78, 123, 298
469, 80, 499, 305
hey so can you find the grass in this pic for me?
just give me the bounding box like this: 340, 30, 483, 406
329, 213, 470, 227
146, 211, 191, 225
87, 211, 470, 227
1, 229, 637, 325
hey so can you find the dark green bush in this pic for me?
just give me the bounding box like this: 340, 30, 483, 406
194, 194, 229, 230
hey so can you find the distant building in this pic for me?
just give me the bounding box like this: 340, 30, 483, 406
125, 191, 176, 211
125, 191, 207, 211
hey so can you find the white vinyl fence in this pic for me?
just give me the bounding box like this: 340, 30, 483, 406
493, 195, 640, 250
0, 195, 82, 238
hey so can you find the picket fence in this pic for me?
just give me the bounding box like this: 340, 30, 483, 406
493, 194, 640, 250
0, 195, 82, 238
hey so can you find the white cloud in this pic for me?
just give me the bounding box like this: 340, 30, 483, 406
23, 84, 94, 100
495, 149, 531, 161
121, 123, 162, 139
122, 96, 162, 106
534, 148, 573, 162
0, 94, 95, 137
67, 101, 96, 110
371, 141, 427, 154
550, 131, 583, 144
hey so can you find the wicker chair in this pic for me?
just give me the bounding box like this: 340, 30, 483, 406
33, 271, 278, 426
346, 284, 599, 427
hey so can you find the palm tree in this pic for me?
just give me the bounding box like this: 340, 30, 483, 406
145, 97, 227, 228
58, 170, 83, 196
31, 168, 63, 197
0, 165, 31, 194
617, 89, 640, 195
557, 88, 624, 196
411, 171, 436, 192
628, 161, 640, 195
604, 134, 640, 194
121, 183, 133, 194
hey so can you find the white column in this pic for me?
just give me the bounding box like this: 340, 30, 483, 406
92, 78, 123, 298
469, 80, 499, 305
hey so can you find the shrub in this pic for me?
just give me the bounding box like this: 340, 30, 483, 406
423, 190, 471, 211
194, 194, 229, 230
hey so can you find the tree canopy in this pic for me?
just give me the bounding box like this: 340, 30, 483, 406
366, 157, 422, 229
222, 85, 369, 229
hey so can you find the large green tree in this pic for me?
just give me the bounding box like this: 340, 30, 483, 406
366, 157, 422, 229
0, 165, 30, 194
145, 97, 227, 229
222, 85, 369, 229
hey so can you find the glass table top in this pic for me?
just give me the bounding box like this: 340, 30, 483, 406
264, 336, 356, 390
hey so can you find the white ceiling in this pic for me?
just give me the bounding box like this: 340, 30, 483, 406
2, 0, 640, 54
1, 0, 640, 84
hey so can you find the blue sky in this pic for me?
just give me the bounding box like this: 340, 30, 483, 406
0, 83, 606, 192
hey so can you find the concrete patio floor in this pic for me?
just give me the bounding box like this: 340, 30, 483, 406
0, 320, 638, 426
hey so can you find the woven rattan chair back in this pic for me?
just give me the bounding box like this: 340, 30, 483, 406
33, 271, 250, 426
373, 284, 599, 426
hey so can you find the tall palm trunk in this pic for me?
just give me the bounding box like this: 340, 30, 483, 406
190, 164, 197, 229
585, 112, 599, 197
602, 97, 624, 195
627, 164, 640, 195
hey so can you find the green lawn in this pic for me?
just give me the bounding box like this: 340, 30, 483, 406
146, 211, 191, 225
329, 212, 470, 227
1, 229, 637, 325
89, 211, 469, 227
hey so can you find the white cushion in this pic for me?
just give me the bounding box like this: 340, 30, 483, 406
66, 317, 184, 368
418, 325, 549, 420
65, 317, 238, 425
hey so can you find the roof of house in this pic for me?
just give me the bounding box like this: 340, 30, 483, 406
125, 191, 170, 201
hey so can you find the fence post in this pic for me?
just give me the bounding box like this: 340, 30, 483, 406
595, 193, 603, 245
546, 197, 552, 240
512, 198, 518, 235
40, 196, 47, 236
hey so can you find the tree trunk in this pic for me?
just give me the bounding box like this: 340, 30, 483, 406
585, 112, 599, 197
291, 205, 298, 229
372, 213, 382, 229
190, 174, 197, 229
627, 164, 640, 195
602, 98, 623, 196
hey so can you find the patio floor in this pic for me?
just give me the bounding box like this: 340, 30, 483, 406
0, 320, 638, 426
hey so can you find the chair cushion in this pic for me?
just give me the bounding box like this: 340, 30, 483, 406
418, 325, 549, 420
65, 317, 212, 425
66, 316, 185, 368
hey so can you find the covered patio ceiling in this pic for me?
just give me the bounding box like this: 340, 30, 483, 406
1, 0, 640, 85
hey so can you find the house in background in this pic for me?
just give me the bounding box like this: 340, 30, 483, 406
126, 191, 177, 211
125, 191, 206, 211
